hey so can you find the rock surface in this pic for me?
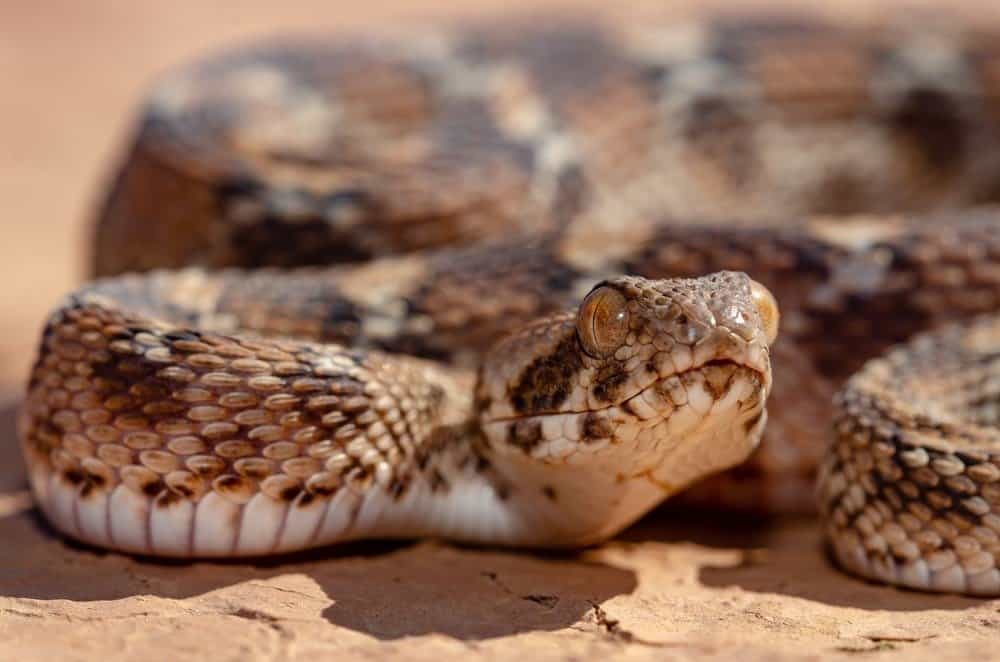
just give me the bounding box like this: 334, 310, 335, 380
1, 398, 998, 661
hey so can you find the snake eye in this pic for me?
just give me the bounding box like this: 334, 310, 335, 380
577, 285, 630, 358
749, 279, 779, 345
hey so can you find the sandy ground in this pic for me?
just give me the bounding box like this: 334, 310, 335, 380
3, 2, 1000, 660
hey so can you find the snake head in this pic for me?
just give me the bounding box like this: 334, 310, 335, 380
477, 271, 777, 502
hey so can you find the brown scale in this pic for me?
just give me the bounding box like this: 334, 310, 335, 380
93, 35, 552, 276
21, 294, 459, 512
95, 12, 1000, 276
819, 316, 1000, 589
25, 9, 1000, 535
84, 213, 1000, 517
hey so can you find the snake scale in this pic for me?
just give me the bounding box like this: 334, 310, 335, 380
16, 10, 1000, 595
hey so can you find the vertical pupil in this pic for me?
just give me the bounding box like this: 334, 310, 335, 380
579, 287, 627, 358
594, 292, 623, 345
595, 299, 610, 334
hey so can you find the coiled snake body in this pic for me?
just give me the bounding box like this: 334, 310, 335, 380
17, 11, 1000, 595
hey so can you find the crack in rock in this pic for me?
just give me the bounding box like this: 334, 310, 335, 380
227, 607, 294, 641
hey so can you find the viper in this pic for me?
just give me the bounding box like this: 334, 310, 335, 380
17, 10, 1000, 595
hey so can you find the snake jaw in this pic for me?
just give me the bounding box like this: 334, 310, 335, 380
477, 347, 770, 547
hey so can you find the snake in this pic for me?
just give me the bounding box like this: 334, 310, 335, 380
16, 10, 1000, 595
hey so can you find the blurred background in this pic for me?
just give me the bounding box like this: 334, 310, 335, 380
0, 0, 979, 394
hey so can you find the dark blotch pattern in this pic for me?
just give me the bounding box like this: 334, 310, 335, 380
592, 364, 628, 404
581, 413, 614, 441
507, 419, 544, 453
509, 335, 585, 414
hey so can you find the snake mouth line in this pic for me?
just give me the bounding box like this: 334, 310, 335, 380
485, 353, 768, 423
617, 356, 768, 418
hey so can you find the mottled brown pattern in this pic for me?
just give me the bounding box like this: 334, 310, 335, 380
819, 317, 1000, 594
509, 334, 585, 415
16, 10, 1000, 592
21, 292, 462, 516
507, 420, 543, 453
